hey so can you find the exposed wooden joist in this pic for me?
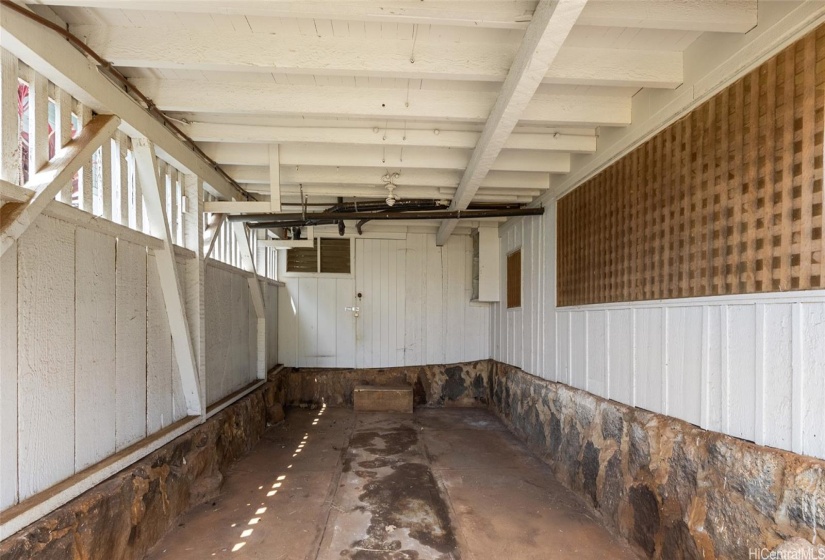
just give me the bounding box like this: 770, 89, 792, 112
201, 143, 571, 174
72, 26, 682, 89
0, 4, 241, 200
0, 114, 121, 256
437, 0, 586, 245
129, 79, 631, 126
183, 122, 598, 152
224, 165, 551, 191
579, 0, 756, 33
132, 138, 203, 415
31, 0, 757, 32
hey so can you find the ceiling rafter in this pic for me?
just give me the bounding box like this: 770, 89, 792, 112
437, 0, 587, 245
128, 78, 631, 126
31, 0, 757, 33
72, 25, 683, 89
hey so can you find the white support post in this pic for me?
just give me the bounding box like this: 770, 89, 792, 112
30, 72, 49, 185
100, 135, 112, 220
269, 143, 281, 212
132, 148, 143, 232
256, 230, 268, 278
0, 49, 19, 187
79, 104, 93, 213
56, 88, 73, 204
115, 132, 129, 225
231, 221, 267, 378
0, 114, 120, 255
133, 138, 203, 415
182, 173, 206, 413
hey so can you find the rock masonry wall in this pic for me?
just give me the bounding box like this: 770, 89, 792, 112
286, 361, 491, 407
0, 372, 288, 560
488, 361, 825, 560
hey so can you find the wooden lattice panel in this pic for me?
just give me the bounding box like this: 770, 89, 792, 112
558, 25, 825, 306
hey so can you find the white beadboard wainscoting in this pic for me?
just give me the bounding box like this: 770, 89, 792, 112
492, 202, 825, 461
278, 232, 490, 369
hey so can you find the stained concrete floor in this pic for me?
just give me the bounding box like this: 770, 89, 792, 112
145, 407, 641, 560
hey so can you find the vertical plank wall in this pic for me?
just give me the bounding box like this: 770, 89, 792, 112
492, 205, 825, 461
278, 233, 490, 368
0, 215, 278, 512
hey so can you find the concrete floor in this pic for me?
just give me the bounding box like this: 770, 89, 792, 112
145, 407, 640, 560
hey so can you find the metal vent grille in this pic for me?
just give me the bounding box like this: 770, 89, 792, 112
320, 238, 351, 274
286, 241, 318, 273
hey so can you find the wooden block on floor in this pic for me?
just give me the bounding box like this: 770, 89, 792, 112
353, 385, 413, 413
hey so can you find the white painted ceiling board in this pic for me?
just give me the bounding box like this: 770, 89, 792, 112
24, 0, 759, 212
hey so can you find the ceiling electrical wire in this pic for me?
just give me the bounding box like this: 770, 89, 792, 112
1, 0, 254, 201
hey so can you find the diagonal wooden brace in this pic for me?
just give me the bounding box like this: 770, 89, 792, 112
133, 138, 203, 416
0, 114, 120, 255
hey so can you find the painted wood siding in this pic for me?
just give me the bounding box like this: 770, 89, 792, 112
493, 203, 825, 460
0, 214, 278, 511
278, 232, 489, 368
204, 261, 259, 405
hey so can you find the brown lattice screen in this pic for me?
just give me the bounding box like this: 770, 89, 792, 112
557, 25, 825, 307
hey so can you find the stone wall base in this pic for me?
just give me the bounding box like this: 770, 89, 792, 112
286, 361, 490, 407
488, 361, 825, 560
0, 372, 288, 560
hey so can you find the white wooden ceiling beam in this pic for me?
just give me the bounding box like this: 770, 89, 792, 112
199, 143, 571, 174
129, 78, 630, 127
31, 0, 757, 32
238, 183, 537, 202
0, 114, 120, 256
579, 0, 757, 33
132, 138, 203, 415
0, 4, 241, 200
223, 165, 551, 191
437, 0, 586, 245
183, 123, 598, 153
72, 25, 682, 89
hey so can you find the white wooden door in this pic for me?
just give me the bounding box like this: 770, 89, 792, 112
278, 276, 356, 367
354, 239, 407, 368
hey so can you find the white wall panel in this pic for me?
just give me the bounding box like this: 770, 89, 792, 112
607, 308, 633, 405
0, 242, 17, 509
570, 312, 587, 391
205, 262, 257, 404
761, 304, 793, 449
666, 307, 702, 426
116, 240, 147, 448
17, 217, 75, 499
147, 253, 173, 435
282, 233, 487, 369
3, 210, 277, 513
75, 229, 117, 470
586, 310, 607, 398
726, 305, 757, 441
801, 302, 825, 459
493, 198, 825, 460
